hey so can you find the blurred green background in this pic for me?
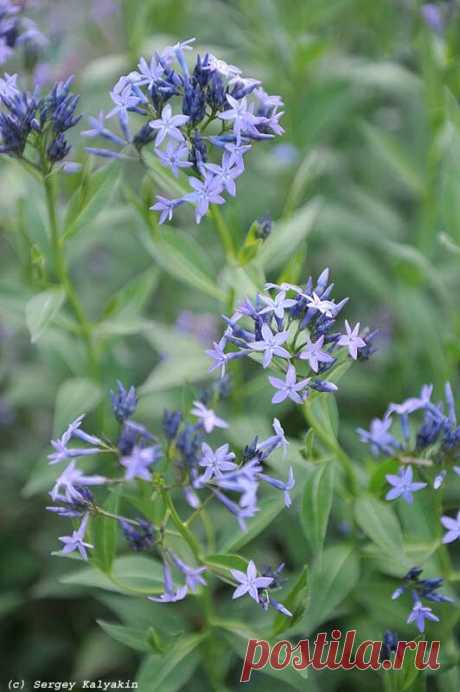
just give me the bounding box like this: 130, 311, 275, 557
1, 0, 460, 690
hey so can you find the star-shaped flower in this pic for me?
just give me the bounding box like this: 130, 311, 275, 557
50, 461, 106, 502
298, 335, 334, 373
148, 561, 188, 603
250, 323, 290, 368
107, 76, 142, 125
385, 466, 427, 504
120, 445, 162, 481
58, 513, 93, 560
150, 195, 184, 224
304, 292, 335, 317
129, 55, 164, 89
191, 401, 228, 433
337, 320, 366, 360
198, 442, 237, 483
269, 365, 309, 405
149, 104, 189, 145
204, 153, 244, 196
441, 511, 460, 544
218, 95, 264, 140
407, 599, 439, 633
155, 141, 192, 177
357, 417, 400, 456
258, 290, 296, 320
184, 174, 225, 223
230, 560, 273, 603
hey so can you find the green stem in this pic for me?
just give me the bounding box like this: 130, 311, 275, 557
305, 406, 358, 495
209, 204, 236, 261
161, 489, 203, 561
43, 174, 98, 378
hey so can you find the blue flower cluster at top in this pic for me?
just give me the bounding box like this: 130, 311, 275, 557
207, 268, 376, 405
45, 380, 294, 616
358, 382, 460, 503
83, 37, 284, 224
0, 0, 46, 65
0, 72, 80, 170
392, 566, 453, 633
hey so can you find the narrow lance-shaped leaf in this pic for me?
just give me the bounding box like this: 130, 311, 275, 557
25, 287, 65, 343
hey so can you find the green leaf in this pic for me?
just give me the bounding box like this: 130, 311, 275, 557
53, 377, 102, 438
136, 633, 204, 692
219, 490, 297, 553
354, 494, 404, 556
140, 320, 211, 392
25, 287, 65, 343
60, 554, 164, 595
296, 545, 360, 633
97, 620, 151, 652
272, 565, 309, 635
141, 227, 224, 301
102, 268, 160, 320
258, 200, 321, 271
301, 462, 335, 553
91, 490, 120, 574
361, 123, 424, 196
205, 553, 248, 574
64, 162, 120, 239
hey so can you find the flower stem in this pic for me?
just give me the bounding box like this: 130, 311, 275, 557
161, 489, 203, 561
209, 204, 236, 261
43, 174, 98, 378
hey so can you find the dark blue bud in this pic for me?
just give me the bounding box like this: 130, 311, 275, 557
162, 409, 182, 440
119, 518, 155, 551
47, 133, 71, 162
111, 381, 138, 422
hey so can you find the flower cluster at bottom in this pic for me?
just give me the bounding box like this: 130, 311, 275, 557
46, 381, 293, 617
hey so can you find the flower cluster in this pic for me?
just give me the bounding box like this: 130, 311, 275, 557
46, 380, 293, 616
358, 383, 460, 503
0, 1, 46, 65
84, 38, 284, 223
0, 72, 80, 170
207, 268, 375, 405
392, 567, 452, 633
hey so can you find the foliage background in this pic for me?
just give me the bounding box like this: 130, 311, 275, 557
1, 0, 460, 690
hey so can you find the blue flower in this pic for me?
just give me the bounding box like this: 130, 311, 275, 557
58, 513, 93, 560
250, 323, 290, 368
204, 152, 244, 196
269, 364, 309, 405
218, 94, 265, 141
230, 560, 273, 603
441, 511, 460, 544
259, 290, 296, 320
169, 552, 207, 593
150, 195, 184, 225
155, 140, 192, 177
336, 320, 366, 360
407, 598, 439, 633
191, 401, 228, 433
357, 417, 400, 456
183, 174, 225, 223
107, 76, 142, 125
148, 561, 188, 604
50, 461, 106, 502
258, 467, 295, 507
385, 466, 427, 504
149, 103, 189, 145
198, 442, 237, 483
299, 335, 334, 373
120, 445, 162, 481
